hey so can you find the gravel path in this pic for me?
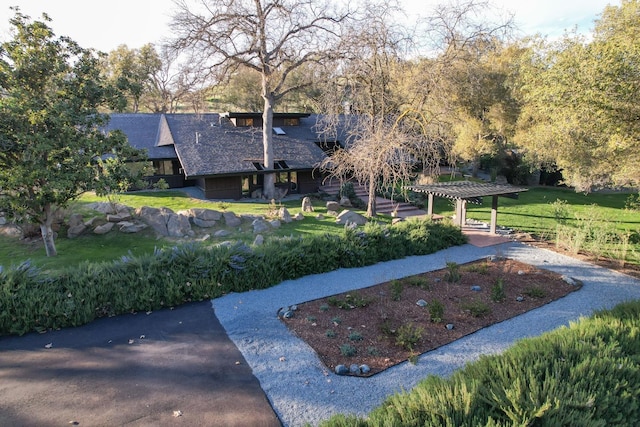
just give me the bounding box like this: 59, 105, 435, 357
213, 242, 640, 427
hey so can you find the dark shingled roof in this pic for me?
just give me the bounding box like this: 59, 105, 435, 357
105, 114, 177, 160
106, 113, 333, 178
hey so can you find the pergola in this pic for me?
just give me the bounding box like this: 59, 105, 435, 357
406, 181, 528, 234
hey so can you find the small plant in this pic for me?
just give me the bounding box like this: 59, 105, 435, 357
461, 300, 491, 317
408, 352, 420, 365
349, 331, 363, 341
467, 262, 489, 274
390, 280, 403, 301
326, 329, 336, 338
217, 201, 230, 211
380, 319, 395, 336
551, 198, 570, 225
331, 316, 342, 325
306, 315, 317, 322
444, 261, 461, 283
428, 299, 444, 323
624, 192, 640, 211
319, 303, 330, 312
327, 292, 371, 309
524, 286, 546, 298
405, 275, 431, 290
395, 323, 423, 351
152, 178, 170, 190
367, 346, 381, 356
339, 343, 357, 357
491, 278, 506, 302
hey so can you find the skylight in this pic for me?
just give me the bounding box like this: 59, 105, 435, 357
273, 127, 286, 135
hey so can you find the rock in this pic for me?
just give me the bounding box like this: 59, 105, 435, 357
136, 206, 174, 236
470, 285, 482, 292
119, 221, 148, 233
187, 208, 222, 222
561, 275, 577, 286
360, 364, 371, 374
392, 218, 404, 225
93, 222, 115, 235
339, 196, 352, 207
278, 207, 292, 223
516, 296, 524, 302
301, 196, 314, 212
446, 323, 455, 330
106, 212, 132, 222
214, 229, 231, 238
336, 210, 367, 226
293, 212, 304, 221
326, 201, 340, 212
517, 270, 525, 275
416, 299, 428, 307
335, 365, 349, 375
0, 214, 6, 226
68, 213, 84, 228
315, 214, 325, 220
193, 217, 217, 228
326, 210, 338, 217
223, 211, 242, 227
67, 223, 87, 239
166, 213, 192, 237
269, 219, 281, 228
253, 234, 264, 246
252, 219, 270, 233
349, 364, 360, 374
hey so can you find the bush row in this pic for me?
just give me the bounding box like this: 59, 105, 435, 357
0, 219, 466, 336
320, 299, 640, 426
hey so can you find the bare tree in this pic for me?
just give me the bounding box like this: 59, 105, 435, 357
170, 0, 349, 199
317, 1, 441, 217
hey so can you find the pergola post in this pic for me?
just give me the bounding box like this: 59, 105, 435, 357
455, 199, 464, 227
490, 195, 498, 234
427, 193, 434, 216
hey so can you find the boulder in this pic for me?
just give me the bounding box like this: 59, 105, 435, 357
192, 217, 217, 228
278, 207, 292, 223
301, 197, 314, 212
136, 206, 174, 236
166, 213, 193, 237
93, 222, 115, 235
253, 234, 264, 246
223, 211, 242, 227
119, 221, 148, 233
269, 219, 281, 228
214, 229, 231, 237
326, 201, 340, 212
252, 218, 270, 234
336, 210, 367, 226
68, 213, 84, 228
339, 196, 352, 207
293, 212, 304, 221
67, 223, 87, 239
106, 212, 132, 222
187, 208, 222, 222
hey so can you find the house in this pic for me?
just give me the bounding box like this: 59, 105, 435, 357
105, 112, 342, 199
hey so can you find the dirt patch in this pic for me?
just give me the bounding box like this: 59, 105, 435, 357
281, 258, 581, 376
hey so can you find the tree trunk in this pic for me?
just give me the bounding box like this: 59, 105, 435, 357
40, 204, 57, 257
262, 81, 276, 200
366, 177, 377, 217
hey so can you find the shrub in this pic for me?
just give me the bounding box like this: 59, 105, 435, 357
445, 261, 461, 283
428, 299, 444, 323
524, 286, 546, 299
320, 300, 640, 427
491, 278, 506, 302
339, 344, 357, 357
395, 323, 423, 351
349, 331, 363, 341
461, 300, 491, 317
0, 219, 465, 336
390, 280, 403, 301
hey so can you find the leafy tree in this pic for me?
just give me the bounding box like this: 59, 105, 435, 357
0, 10, 144, 256
171, 0, 349, 199
514, 0, 640, 191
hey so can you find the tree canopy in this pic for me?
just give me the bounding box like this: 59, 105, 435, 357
0, 10, 144, 256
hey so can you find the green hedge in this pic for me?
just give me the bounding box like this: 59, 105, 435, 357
0, 220, 465, 336
320, 300, 640, 427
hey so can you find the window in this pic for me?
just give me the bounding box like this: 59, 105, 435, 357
283, 118, 299, 126
237, 118, 254, 127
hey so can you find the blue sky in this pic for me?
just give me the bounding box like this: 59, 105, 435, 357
1, 0, 613, 52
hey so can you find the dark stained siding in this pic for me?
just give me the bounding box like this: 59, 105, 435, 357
200, 176, 242, 199
297, 171, 320, 194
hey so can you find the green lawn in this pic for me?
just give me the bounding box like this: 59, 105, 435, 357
1, 186, 638, 272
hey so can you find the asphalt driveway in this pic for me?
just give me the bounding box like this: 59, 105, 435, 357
0, 301, 281, 426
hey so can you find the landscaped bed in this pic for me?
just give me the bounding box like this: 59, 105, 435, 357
281, 257, 582, 376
